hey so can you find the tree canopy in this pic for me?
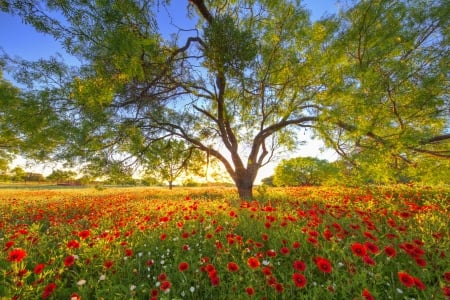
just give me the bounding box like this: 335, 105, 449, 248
0, 0, 448, 198
273, 156, 339, 186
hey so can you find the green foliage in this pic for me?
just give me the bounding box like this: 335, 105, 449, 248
203, 14, 257, 74
46, 169, 77, 182
143, 139, 205, 188
273, 157, 339, 186
316, 0, 449, 176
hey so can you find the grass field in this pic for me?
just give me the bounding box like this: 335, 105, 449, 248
1, 185, 449, 299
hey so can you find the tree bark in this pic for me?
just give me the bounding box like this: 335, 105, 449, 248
234, 169, 255, 200
168, 181, 173, 190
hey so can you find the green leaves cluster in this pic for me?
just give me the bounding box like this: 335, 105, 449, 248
203, 14, 257, 74
273, 157, 340, 186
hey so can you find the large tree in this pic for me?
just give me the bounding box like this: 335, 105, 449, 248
316, 0, 449, 176
1, 0, 448, 198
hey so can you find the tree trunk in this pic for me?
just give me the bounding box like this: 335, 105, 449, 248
168, 181, 173, 190
235, 173, 254, 200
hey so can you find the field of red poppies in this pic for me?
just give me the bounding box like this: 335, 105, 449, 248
0, 185, 449, 299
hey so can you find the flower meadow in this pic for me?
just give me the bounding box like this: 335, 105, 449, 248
0, 185, 449, 300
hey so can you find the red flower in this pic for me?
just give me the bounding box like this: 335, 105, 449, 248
415, 257, 427, 267
362, 288, 374, 300
125, 249, 133, 257
103, 260, 114, 269
34, 263, 45, 274
292, 273, 307, 288
414, 277, 426, 290
247, 257, 260, 269
227, 262, 239, 272
315, 257, 332, 273
266, 249, 277, 257
158, 273, 167, 281
362, 255, 376, 266
364, 242, 380, 254
384, 246, 397, 257
42, 283, 57, 299
444, 272, 450, 282
398, 271, 415, 287
351, 242, 367, 257
210, 275, 220, 286
274, 283, 284, 293
78, 230, 90, 239
178, 262, 189, 272
443, 286, 450, 296
64, 255, 75, 267
67, 240, 80, 249
4, 241, 14, 250
279, 247, 290, 255
307, 237, 319, 246
292, 241, 301, 249
7, 248, 27, 262
160, 280, 171, 291
293, 260, 306, 272
70, 292, 81, 300
17, 269, 28, 277
262, 267, 272, 276
246, 287, 255, 295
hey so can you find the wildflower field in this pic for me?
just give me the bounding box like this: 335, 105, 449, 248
0, 185, 449, 300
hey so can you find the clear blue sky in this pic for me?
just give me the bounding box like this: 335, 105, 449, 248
0, 1, 339, 64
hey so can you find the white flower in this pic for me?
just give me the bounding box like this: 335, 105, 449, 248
396, 288, 403, 294
77, 279, 86, 286
155, 281, 161, 287
190, 286, 195, 293
99, 274, 106, 281
130, 285, 136, 291
138, 252, 143, 257
337, 262, 344, 267
73, 255, 79, 260
181, 291, 186, 297
160, 260, 165, 265
262, 260, 270, 266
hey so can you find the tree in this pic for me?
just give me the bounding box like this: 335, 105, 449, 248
0, 61, 74, 164
316, 0, 449, 178
46, 169, 77, 183
273, 157, 339, 186
1, 0, 448, 198
142, 138, 204, 189
10, 166, 26, 182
